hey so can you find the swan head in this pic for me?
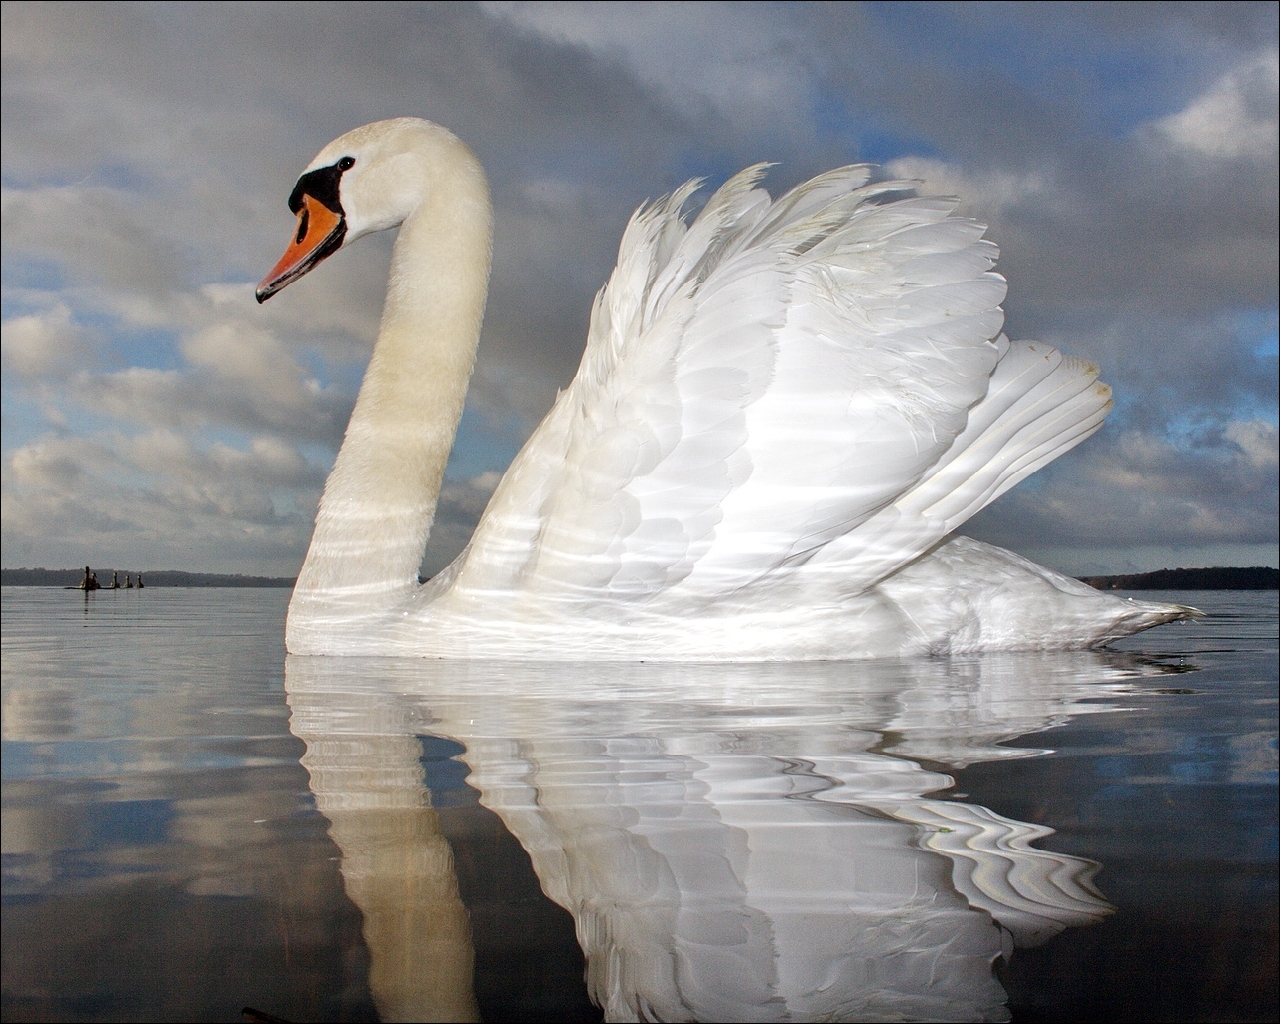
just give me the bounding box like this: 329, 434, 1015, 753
256, 117, 481, 302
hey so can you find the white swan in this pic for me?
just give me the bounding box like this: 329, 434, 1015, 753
258, 118, 1192, 658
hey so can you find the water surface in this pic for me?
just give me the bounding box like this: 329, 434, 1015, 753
2, 587, 1275, 1022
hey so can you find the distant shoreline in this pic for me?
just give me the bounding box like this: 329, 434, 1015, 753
1077, 566, 1277, 590
1, 568, 297, 588
4, 565, 1276, 590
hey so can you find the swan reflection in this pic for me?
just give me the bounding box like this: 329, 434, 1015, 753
285, 653, 1175, 1023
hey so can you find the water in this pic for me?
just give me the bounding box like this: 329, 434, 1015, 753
2, 587, 1275, 1023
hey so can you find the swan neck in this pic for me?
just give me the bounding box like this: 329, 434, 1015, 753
290, 150, 491, 630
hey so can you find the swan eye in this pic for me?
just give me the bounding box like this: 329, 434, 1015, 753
296, 208, 310, 244
337, 156, 355, 171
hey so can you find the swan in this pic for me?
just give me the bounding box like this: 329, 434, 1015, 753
257, 117, 1193, 658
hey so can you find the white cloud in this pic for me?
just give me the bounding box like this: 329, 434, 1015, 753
1147, 51, 1279, 160
1, 428, 323, 575
0, 302, 93, 378
883, 157, 1054, 223
1224, 418, 1279, 469
7, 436, 111, 491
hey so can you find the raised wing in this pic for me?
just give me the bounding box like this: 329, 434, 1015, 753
448, 168, 1029, 612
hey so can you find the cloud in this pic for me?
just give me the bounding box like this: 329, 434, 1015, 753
1148, 51, 1279, 161
37, 308, 354, 445
1225, 418, 1280, 468
7, 435, 108, 492
965, 417, 1279, 554
2, 3, 1276, 575
421, 471, 504, 576
482, 2, 821, 147
0, 302, 94, 378
1, 428, 323, 575
2, 185, 191, 295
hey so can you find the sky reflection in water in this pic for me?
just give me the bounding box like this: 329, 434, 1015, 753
2, 588, 1276, 1022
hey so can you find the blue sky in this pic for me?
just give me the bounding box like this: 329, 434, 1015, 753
2, 1, 1276, 575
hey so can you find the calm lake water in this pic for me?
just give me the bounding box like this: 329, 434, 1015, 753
2, 586, 1275, 1023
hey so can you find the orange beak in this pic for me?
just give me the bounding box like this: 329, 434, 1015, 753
256, 194, 346, 302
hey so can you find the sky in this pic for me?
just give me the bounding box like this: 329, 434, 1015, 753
2, 1, 1276, 577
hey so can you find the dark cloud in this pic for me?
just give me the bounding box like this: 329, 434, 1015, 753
421, 471, 504, 576
963, 419, 1278, 576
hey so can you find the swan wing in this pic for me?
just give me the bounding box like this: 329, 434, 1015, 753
804, 338, 1113, 595
452, 169, 1026, 610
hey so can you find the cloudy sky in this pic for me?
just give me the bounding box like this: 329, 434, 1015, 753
2, 1, 1276, 577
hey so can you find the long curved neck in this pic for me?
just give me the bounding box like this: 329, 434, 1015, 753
290, 153, 492, 633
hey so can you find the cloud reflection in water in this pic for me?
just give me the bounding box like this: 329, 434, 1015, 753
285, 653, 1174, 1023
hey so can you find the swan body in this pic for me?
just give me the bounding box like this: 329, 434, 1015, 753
259, 118, 1192, 658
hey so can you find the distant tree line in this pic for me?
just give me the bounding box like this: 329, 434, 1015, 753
1077, 566, 1278, 590
1, 568, 296, 587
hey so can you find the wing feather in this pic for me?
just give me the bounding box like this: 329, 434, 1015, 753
447, 168, 1102, 616
801, 341, 1113, 594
